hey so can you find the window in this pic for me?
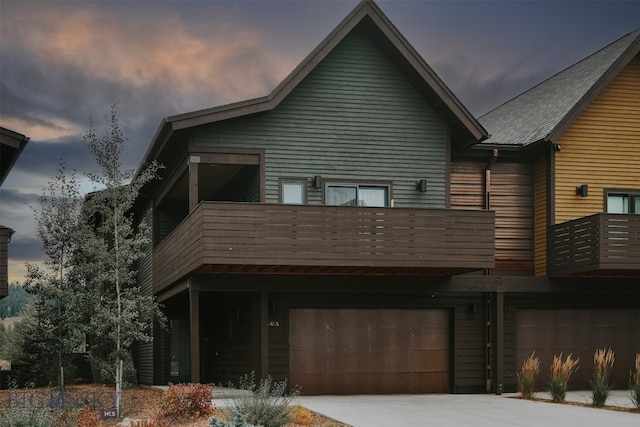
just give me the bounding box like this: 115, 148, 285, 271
606, 191, 640, 214
281, 180, 305, 204
326, 184, 389, 207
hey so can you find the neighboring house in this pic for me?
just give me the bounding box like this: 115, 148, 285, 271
0, 127, 30, 300
133, 0, 639, 393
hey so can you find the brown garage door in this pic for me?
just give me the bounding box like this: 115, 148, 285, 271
516, 309, 640, 390
289, 309, 449, 395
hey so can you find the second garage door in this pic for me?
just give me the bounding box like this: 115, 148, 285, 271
289, 308, 450, 394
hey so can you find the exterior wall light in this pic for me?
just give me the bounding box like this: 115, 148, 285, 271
313, 175, 322, 189
416, 179, 427, 192
576, 184, 588, 197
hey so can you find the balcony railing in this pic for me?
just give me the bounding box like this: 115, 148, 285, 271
548, 213, 640, 277
153, 202, 495, 292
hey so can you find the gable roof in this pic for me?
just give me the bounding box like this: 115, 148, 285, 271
479, 28, 640, 148
0, 127, 29, 187
139, 0, 487, 170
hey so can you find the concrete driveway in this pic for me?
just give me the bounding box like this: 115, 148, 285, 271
294, 391, 639, 427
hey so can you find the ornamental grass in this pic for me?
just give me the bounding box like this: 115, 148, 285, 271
517, 351, 540, 399
548, 353, 579, 403
591, 347, 615, 407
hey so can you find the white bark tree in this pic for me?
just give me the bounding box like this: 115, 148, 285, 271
81, 103, 164, 418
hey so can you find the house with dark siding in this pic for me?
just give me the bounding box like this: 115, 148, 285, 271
0, 127, 30, 300
133, 0, 640, 393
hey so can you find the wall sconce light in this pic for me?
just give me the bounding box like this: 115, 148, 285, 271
416, 179, 427, 192
552, 143, 562, 152
576, 184, 588, 197
313, 175, 322, 189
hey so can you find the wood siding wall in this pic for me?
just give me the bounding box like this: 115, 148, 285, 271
0, 226, 10, 298
534, 157, 547, 276
554, 55, 640, 223
450, 160, 533, 272
135, 206, 155, 384
192, 29, 448, 209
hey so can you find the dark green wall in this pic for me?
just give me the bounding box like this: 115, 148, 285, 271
193, 29, 448, 208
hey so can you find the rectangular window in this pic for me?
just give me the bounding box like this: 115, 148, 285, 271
606, 191, 640, 214
326, 184, 389, 207
281, 180, 305, 204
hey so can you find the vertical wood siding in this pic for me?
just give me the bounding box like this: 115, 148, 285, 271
136, 206, 155, 385
193, 30, 448, 209
554, 56, 640, 224
450, 160, 533, 272
534, 157, 547, 276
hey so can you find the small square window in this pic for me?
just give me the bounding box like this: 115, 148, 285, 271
281, 181, 305, 204
606, 191, 640, 214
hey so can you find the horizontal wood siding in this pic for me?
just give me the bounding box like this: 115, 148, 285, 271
153, 202, 495, 292
548, 213, 640, 276
193, 29, 448, 209
450, 160, 533, 272
554, 56, 640, 223
0, 226, 9, 298
492, 162, 533, 271
534, 158, 547, 276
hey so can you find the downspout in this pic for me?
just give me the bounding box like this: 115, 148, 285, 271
484, 149, 499, 394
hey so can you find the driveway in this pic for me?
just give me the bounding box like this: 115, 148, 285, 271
294, 391, 638, 427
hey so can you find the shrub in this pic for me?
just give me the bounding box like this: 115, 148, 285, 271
630, 353, 640, 409
548, 353, 579, 403
591, 347, 615, 407
0, 406, 57, 427
517, 351, 540, 399
226, 372, 299, 427
290, 405, 314, 425
210, 410, 259, 427
156, 383, 213, 424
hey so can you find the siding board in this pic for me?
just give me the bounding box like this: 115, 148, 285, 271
193, 30, 448, 209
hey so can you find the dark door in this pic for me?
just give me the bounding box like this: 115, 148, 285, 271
289, 308, 450, 394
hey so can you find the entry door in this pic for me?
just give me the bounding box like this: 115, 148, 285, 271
168, 318, 190, 383
289, 309, 450, 394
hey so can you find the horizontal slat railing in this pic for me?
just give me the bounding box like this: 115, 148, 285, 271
153, 202, 495, 291
548, 213, 640, 277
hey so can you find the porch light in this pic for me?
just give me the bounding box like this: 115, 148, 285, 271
416, 179, 427, 192
313, 175, 322, 189
576, 184, 588, 197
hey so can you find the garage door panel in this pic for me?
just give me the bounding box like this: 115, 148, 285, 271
290, 308, 450, 394
413, 327, 449, 348
411, 350, 449, 372
411, 372, 449, 393
516, 309, 640, 390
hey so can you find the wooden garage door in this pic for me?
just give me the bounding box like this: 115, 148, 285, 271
516, 309, 640, 390
289, 309, 449, 395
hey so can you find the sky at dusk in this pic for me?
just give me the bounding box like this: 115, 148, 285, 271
1, 0, 639, 283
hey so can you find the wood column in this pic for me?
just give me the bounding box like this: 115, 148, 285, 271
495, 291, 504, 394
260, 290, 269, 378
189, 156, 199, 212
189, 287, 200, 383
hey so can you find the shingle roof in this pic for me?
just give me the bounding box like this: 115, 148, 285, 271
479, 28, 640, 148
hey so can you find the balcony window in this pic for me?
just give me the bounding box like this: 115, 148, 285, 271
281, 180, 305, 204
606, 191, 640, 214
326, 184, 389, 207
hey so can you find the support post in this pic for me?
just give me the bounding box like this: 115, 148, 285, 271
189, 287, 200, 383
495, 291, 504, 394
260, 290, 269, 378
189, 157, 199, 212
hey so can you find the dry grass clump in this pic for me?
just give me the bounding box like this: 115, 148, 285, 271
517, 352, 540, 399
631, 353, 640, 409
591, 348, 615, 407
549, 353, 579, 403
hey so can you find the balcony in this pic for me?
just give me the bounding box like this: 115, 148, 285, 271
548, 213, 640, 277
153, 202, 495, 292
